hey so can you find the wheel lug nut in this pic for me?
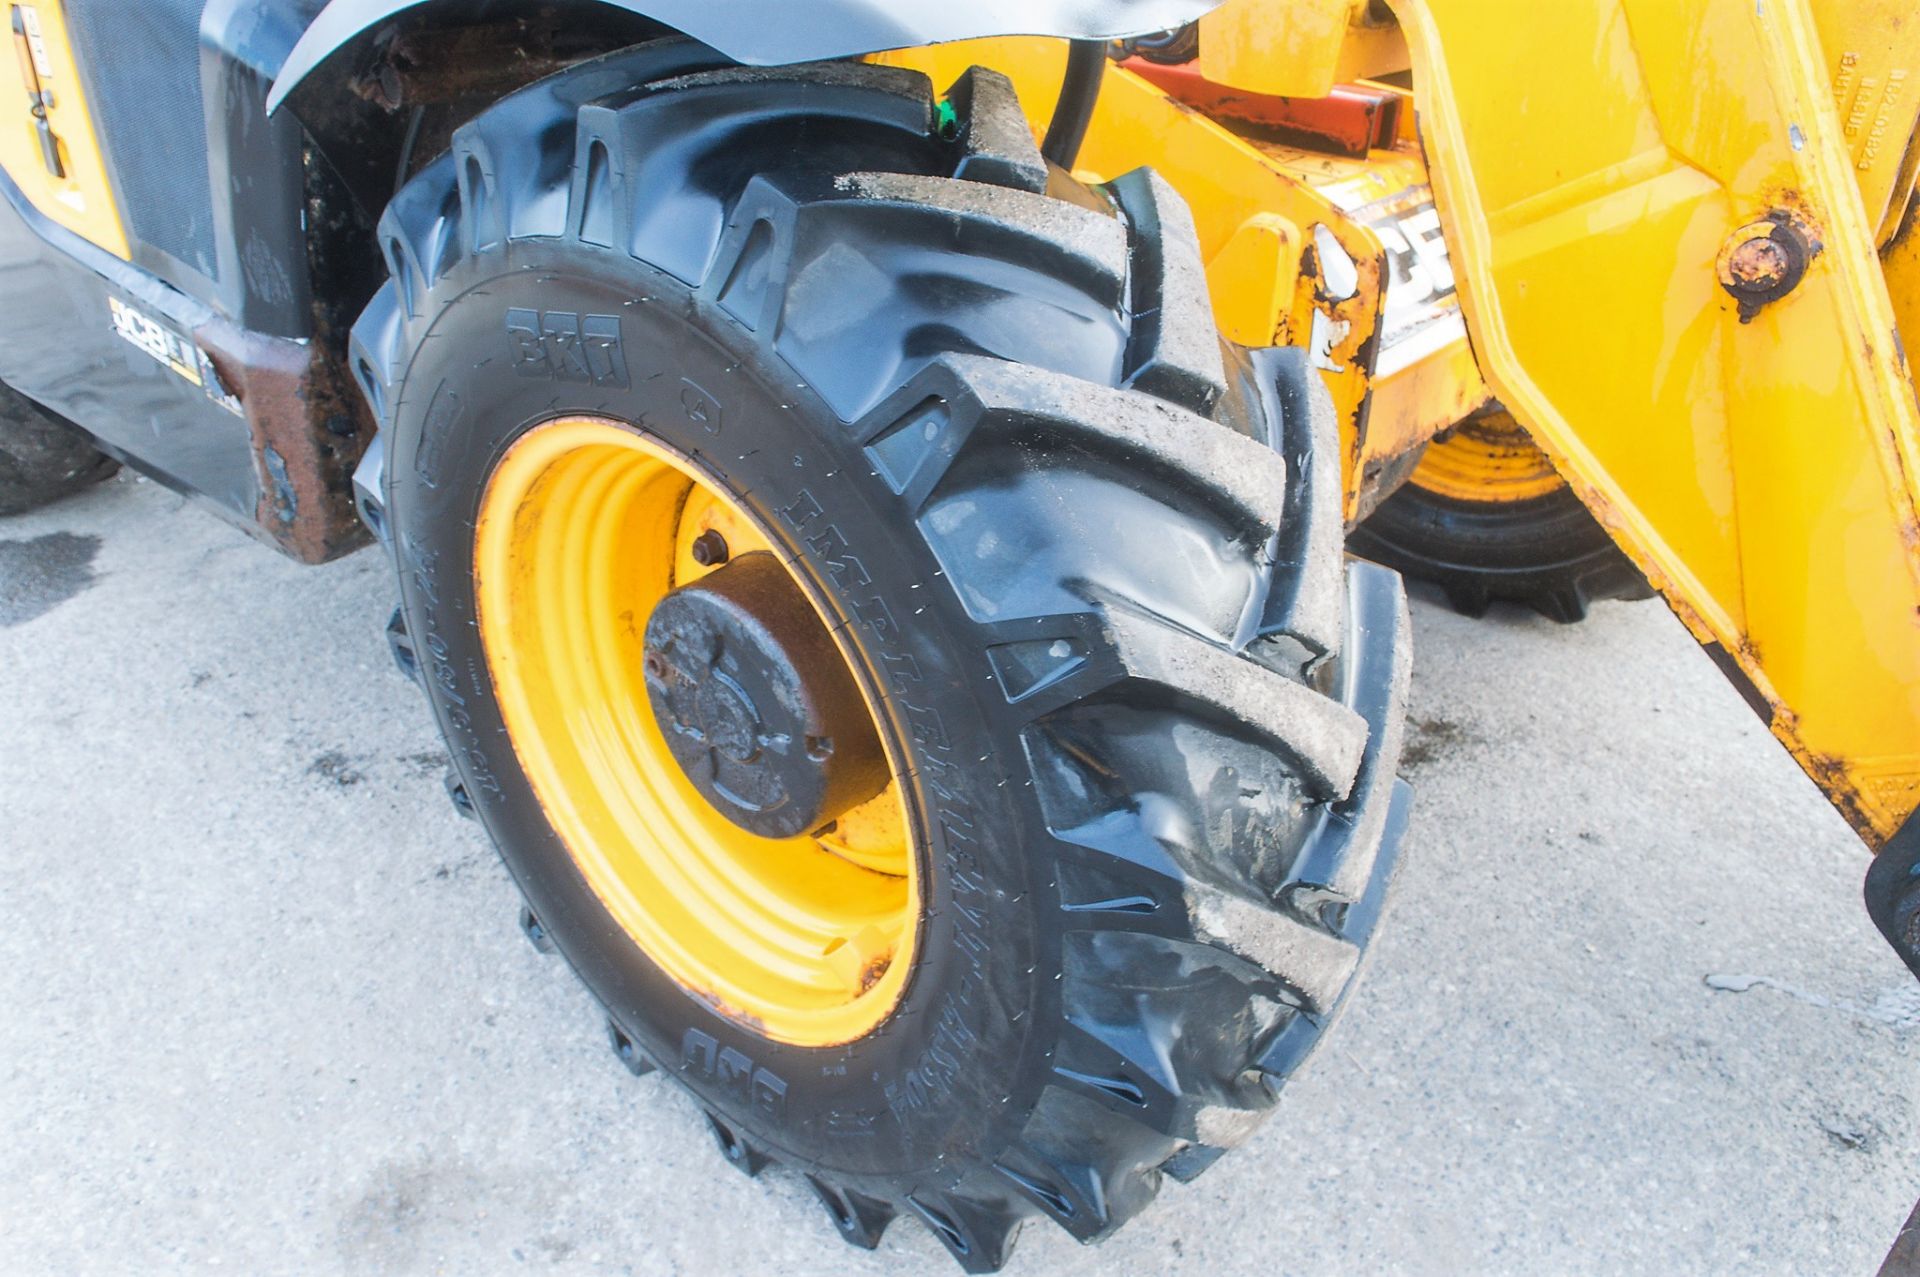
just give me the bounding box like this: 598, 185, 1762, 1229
690, 529, 730, 567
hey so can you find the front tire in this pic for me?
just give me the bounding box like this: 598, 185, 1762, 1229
353, 45, 1411, 1269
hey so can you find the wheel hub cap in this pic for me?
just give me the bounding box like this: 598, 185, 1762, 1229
644, 553, 888, 839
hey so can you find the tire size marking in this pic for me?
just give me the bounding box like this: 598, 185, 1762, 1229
505, 308, 628, 387
413, 383, 464, 491
779, 487, 996, 1130
406, 538, 503, 800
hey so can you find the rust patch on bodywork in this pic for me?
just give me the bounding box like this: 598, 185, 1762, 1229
1798, 746, 1887, 848
348, 17, 626, 113
194, 320, 373, 564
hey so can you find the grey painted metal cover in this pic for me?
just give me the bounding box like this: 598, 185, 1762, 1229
267, 0, 1230, 111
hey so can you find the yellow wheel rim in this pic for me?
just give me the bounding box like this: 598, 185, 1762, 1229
474, 417, 917, 1047
1409, 410, 1567, 504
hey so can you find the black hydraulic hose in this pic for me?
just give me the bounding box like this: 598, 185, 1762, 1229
1040, 39, 1107, 171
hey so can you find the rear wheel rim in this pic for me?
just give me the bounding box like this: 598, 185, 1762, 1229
1410, 410, 1566, 504
473, 416, 918, 1047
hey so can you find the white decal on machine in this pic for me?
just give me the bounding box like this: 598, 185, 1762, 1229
1356, 192, 1469, 378
108, 296, 243, 415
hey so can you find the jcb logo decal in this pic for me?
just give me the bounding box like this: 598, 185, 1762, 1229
506, 308, 627, 387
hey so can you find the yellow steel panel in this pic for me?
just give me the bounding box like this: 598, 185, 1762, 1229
1198, 0, 1408, 99
1365, 327, 1487, 499
1810, 0, 1920, 242
0, 1, 125, 257
1205, 212, 1303, 346
1394, 0, 1920, 845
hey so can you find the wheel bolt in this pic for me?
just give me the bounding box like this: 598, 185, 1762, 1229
690, 529, 730, 567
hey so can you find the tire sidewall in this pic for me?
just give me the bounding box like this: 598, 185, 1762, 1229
385, 243, 1056, 1185
1359, 482, 1626, 579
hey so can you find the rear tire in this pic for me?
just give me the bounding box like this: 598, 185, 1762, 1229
0, 382, 116, 516
353, 45, 1410, 1270
1350, 410, 1651, 623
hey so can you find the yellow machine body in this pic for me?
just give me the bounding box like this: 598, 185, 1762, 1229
891, 0, 1920, 849
0, 0, 123, 257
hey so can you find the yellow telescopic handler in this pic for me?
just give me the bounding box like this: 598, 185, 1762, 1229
0, 0, 1912, 1266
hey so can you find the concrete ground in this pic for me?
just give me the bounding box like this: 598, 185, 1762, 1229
2, 469, 1916, 1277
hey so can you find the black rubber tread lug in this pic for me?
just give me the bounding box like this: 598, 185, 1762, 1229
805, 1176, 896, 1250
447, 40, 731, 252
347, 283, 402, 431
352, 430, 389, 544
933, 353, 1287, 533
855, 362, 993, 508
1281, 561, 1413, 917
1102, 610, 1366, 802
1184, 879, 1361, 1017
650, 60, 936, 131
443, 769, 476, 820
945, 66, 1050, 193
375, 153, 460, 306
703, 1111, 769, 1176
1049, 815, 1192, 939
606, 1018, 657, 1077
696, 173, 1130, 422
1060, 923, 1295, 1086
905, 1193, 1025, 1273
1005, 1086, 1174, 1240
385, 604, 421, 685
705, 174, 804, 334
1051, 1018, 1182, 1128
518, 903, 555, 955
578, 71, 942, 289
992, 1150, 1113, 1241
827, 172, 1128, 304
1592, 558, 1658, 604
984, 608, 1363, 804
856, 351, 1290, 533
1539, 583, 1589, 624
1250, 345, 1345, 658
1444, 581, 1492, 617
1106, 168, 1228, 415
1159, 1141, 1228, 1184
1256, 780, 1411, 1086
983, 631, 1100, 709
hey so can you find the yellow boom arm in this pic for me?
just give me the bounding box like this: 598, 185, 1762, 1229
1394, 0, 1920, 847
